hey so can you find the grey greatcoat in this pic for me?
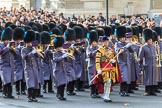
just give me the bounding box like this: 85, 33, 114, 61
158, 40, 162, 82
129, 44, 140, 82
21, 46, 39, 89
139, 44, 157, 86
13, 46, 24, 82
42, 50, 53, 81
36, 57, 44, 85
86, 45, 98, 85
64, 57, 76, 83
0, 43, 14, 85
53, 51, 67, 87
74, 49, 83, 79
115, 42, 133, 84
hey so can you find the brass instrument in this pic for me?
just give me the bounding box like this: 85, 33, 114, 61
131, 35, 138, 44
155, 41, 161, 67
62, 43, 75, 60
9, 41, 16, 49
49, 34, 56, 53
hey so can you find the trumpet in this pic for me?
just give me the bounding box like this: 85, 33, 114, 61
62, 48, 75, 60
155, 41, 161, 67
34, 44, 44, 58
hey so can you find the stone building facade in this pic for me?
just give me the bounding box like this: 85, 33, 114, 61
0, 0, 162, 17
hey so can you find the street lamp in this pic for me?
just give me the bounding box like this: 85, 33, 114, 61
106, 0, 109, 25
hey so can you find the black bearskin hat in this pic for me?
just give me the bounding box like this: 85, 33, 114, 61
64, 28, 76, 41
24, 30, 35, 43
73, 26, 84, 40
116, 26, 126, 39
87, 30, 98, 44
35, 32, 41, 44
104, 26, 112, 37
53, 36, 64, 48
96, 27, 105, 36
40, 31, 51, 44
13, 27, 24, 40
143, 29, 153, 42
153, 26, 162, 38
50, 27, 61, 35
1, 27, 13, 41
152, 30, 158, 42
42, 24, 50, 32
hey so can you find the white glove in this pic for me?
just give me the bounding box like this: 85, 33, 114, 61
125, 43, 132, 48
62, 53, 68, 58
110, 59, 116, 63
17, 44, 21, 49
97, 70, 102, 74
31, 48, 36, 54
6, 43, 10, 48
70, 44, 74, 48
46, 45, 49, 51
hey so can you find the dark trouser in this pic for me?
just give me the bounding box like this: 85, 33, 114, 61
43, 78, 53, 92
75, 79, 84, 90
16, 80, 26, 92
0, 77, 2, 91
90, 84, 98, 95
3, 83, 13, 97
57, 84, 65, 98
145, 85, 156, 94
120, 82, 128, 93
67, 81, 75, 93
27, 88, 37, 99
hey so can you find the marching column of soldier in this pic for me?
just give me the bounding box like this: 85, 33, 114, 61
0, 21, 162, 103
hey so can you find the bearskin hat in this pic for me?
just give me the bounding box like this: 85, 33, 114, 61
1, 27, 13, 41
143, 28, 153, 42
24, 30, 36, 43
87, 30, 98, 44
53, 36, 64, 48
96, 27, 105, 36
50, 27, 61, 35
152, 30, 158, 42
40, 31, 51, 44
116, 26, 126, 39
35, 23, 43, 32
35, 32, 41, 44
73, 26, 84, 40
42, 24, 50, 32
104, 26, 112, 37
13, 27, 24, 40
64, 28, 76, 41
153, 26, 162, 38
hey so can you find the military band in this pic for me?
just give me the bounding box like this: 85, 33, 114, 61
0, 20, 162, 103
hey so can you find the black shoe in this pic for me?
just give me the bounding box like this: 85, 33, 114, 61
32, 98, 38, 102
67, 91, 76, 96
124, 92, 130, 96
133, 87, 138, 90
150, 93, 157, 96
28, 98, 33, 102
48, 90, 54, 93
37, 94, 43, 98
155, 90, 161, 93
16, 91, 20, 95
128, 90, 134, 93
21, 91, 26, 95
104, 99, 112, 103
43, 90, 47, 93
7, 95, 15, 99
119, 92, 125, 96
91, 94, 101, 98
3, 95, 8, 98
143, 92, 150, 96
57, 96, 67, 101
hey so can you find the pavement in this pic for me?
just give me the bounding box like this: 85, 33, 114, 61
0, 85, 162, 108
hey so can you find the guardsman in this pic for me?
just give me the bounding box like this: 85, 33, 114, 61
53, 36, 68, 100
73, 26, 84, 91
64, 28, 77, 95
139, 29, 157, 96
115, 26, 133, 96
153, 26, 162, 91
13, 27, 26, 95
21, 30, 39, 102
0, 27, 15, 98
86, 30, 100, 98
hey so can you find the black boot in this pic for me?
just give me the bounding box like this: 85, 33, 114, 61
3, 85, 8, 98
27, 88, 32, 102
124, 83, 130, 96
128, 84, 134, 93
57, 85, 66, 101
32, 89, 38, 102
16, 81, 20, 95
8, 85, 14, 99
67, 81, 76, 96
43, 80, 47, 93
158, 82, 162, 89
143, 86, 150, 96
21, 81, 26, 95
48, 79, 54, 93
